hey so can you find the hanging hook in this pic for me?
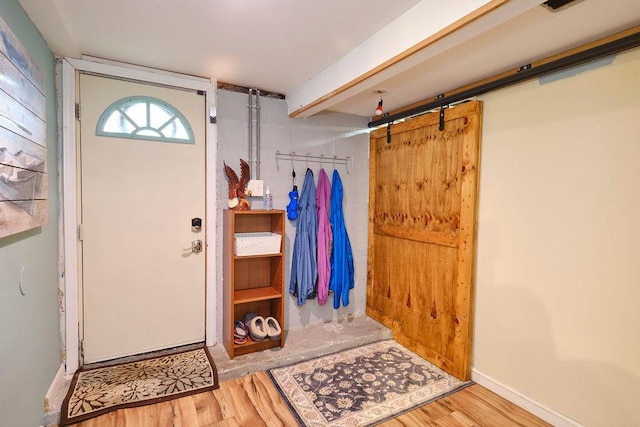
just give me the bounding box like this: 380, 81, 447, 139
275, 150, 280, 171
333, 155, 337, 170
346, 157, 351, 175
306, 153, 310, 169
291, 151, 296, 187
320, 154, 324, 169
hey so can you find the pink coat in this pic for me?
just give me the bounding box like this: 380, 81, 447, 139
316, 168, 332, 305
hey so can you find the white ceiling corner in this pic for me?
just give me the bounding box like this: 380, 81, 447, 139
17, 0, 640, 118
286, 0, 544, 117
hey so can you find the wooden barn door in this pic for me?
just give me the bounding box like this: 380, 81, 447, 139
366, 101, 482, 380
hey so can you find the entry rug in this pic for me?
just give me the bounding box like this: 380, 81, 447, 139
267, 340, 470, 426
60, 346, 219, 426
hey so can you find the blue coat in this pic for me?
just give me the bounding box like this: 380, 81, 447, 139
289, 169, 318, 305
329, 170, 354, 309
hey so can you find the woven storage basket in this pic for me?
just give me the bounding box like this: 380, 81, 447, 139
234, 232, 282, 256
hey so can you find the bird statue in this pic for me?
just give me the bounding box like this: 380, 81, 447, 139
224, 159, 251, 210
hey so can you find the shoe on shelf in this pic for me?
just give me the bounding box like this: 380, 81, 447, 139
248, 316, 268, 341
234, 333, 248, 345
234, 320, 249, 345
264, 317, 282, 341
234, 320, 248, 338
234, 335, 248, 345
244, 312, 258, 325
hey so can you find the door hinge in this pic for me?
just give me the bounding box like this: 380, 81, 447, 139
78, 223, 83, 241
75, 102, 80, 120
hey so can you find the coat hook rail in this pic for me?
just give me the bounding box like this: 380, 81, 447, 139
275, 151, 351, 173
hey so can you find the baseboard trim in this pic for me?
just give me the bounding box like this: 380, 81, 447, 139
471, 368, 582, 427
44, 363, 65, 413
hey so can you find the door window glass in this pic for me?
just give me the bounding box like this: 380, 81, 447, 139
96, 96, 195, 144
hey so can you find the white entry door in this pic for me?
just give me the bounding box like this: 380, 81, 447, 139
79, 74, 206, 364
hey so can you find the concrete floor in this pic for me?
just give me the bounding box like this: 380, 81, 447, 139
44, 314, 392, 426
212, 314, 393, 382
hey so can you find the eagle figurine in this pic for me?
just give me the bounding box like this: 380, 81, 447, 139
224, 159, 251, 210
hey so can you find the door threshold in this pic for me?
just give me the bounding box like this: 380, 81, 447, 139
83, 342, 205, 370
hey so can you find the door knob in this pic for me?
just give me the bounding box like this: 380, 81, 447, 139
184, 239, 203, 253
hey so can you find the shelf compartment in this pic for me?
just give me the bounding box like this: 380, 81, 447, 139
233, 337, 281, 357
233, 257, 283, 293
234, 286, 281, 304
233, 299, 282, 322
233, 210, 284, 235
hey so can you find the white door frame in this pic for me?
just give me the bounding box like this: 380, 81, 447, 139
60, 57, 217, 375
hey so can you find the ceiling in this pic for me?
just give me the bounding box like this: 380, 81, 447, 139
18, 0, 640, 119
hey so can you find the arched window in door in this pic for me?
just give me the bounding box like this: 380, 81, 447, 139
96, 96, 195, 144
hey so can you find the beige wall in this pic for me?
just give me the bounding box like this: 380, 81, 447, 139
474, 47, 640, 426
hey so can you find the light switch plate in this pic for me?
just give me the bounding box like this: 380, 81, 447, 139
247, 179, 264, 197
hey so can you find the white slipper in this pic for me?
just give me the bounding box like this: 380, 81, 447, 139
264, 317, 282, 341
249, 316, 268, 341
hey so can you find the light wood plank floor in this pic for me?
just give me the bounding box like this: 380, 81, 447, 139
67, 371, 550, 427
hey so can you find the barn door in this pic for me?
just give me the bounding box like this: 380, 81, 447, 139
366, 101, 482, 380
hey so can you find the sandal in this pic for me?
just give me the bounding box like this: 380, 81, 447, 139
248, 316, 268, 341
264, 317, 282, 341
234, 320, 249, 345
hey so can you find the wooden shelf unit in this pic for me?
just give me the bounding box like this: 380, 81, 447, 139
223, 209, 285, 359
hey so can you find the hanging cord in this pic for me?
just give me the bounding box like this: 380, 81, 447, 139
291, 154, 296, 188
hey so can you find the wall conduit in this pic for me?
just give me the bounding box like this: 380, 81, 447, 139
248, 89, 253, 175
247, 88, 262, 179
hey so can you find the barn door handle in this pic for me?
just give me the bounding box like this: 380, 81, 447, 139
184, 239, 203, 253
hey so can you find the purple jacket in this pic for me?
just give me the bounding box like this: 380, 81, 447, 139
316, 168, 332, 305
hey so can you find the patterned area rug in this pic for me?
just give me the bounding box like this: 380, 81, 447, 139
267, 340, 470, 427
59, 346, 219, 426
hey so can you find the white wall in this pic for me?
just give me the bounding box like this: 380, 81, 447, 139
216, 90, 370, 338
475, 47, 640, 426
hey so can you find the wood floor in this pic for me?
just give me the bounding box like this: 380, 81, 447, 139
67, 370, 550, 427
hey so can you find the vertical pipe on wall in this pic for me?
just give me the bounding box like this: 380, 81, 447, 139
255, 89, 261, 180
248, 89, 254, 176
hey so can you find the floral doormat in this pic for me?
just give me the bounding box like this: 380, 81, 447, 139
59, 346, 219, 426
267, 340, 470, 426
